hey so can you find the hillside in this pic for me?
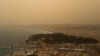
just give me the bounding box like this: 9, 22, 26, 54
26, 24, 100, 41
26, 33, 99, 44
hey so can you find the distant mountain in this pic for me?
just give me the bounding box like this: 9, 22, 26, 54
26, 33, 99, 44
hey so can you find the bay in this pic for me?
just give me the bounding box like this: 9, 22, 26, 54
0, 27, 52, 56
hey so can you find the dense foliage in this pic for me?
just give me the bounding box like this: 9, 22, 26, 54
26, 33, 99, 44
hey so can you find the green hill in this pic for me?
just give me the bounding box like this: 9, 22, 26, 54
26, 33, 99, 44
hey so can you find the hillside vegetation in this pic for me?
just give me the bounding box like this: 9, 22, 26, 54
26, 33, 99, 44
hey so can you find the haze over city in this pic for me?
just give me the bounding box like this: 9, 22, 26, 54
0, 0, 100, 26
0, 0, 100, 56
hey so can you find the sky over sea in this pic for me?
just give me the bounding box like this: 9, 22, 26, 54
0, 0, 100, 25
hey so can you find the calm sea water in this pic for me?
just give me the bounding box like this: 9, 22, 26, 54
0, 27, 52, 56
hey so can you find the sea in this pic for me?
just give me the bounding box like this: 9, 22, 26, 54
0, 27, 52, 56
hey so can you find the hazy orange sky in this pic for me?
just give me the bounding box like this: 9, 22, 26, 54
0, 0, 100, 25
